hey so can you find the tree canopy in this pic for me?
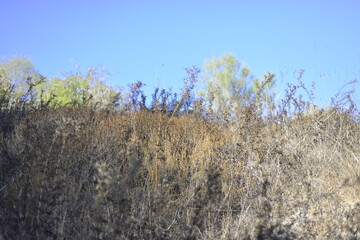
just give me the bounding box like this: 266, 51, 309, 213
0, 56, 122, 110
199, 53, 275, 114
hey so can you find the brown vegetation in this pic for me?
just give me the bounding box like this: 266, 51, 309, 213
0, 75, 359, 239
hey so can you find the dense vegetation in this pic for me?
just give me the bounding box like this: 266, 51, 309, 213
0, 56, 359, 239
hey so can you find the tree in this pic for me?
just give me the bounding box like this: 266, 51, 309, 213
0, 56, 44, 109
0, 56, 123, 111
199, 54, 275, 114
36, 68, 122, 110
0, 68, 13, 109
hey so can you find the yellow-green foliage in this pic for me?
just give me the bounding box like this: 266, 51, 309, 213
36, 69, 121, 109
200, 54, 275, 113
0, 56, 122, 110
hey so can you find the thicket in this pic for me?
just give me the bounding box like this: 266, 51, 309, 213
0, 58, 359, 239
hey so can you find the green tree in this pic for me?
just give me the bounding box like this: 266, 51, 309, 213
37, 68, 122, 110
0, 56, 123, 110
0, 56, 44, 109
0, 68, 13, 108
200, 54, 275, 114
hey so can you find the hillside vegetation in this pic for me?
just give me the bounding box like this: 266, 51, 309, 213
0, 58, 359, 239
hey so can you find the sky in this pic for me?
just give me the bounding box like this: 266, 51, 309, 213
1, 0, 360, 107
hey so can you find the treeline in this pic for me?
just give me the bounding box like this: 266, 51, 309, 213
0, 56, 122, 111
0, 55, 279, 116
1, 55, 358, 120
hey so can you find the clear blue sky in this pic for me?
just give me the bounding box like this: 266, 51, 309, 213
1, 0, 359, 107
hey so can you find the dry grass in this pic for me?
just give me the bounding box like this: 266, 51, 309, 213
0, 81, 359, 239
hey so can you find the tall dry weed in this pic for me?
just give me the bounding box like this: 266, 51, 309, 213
0, 76, 359, 239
